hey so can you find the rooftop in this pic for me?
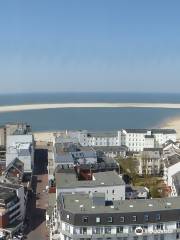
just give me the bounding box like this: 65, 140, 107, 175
55, 170, 124, 189
164, 154, 180, 167
61, 193, 180, 214
0, 187, 17, 204
87, 131, 117, 138
124, 128, 176, 134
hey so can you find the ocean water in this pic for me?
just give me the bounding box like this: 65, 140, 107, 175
0, 92, 180, 132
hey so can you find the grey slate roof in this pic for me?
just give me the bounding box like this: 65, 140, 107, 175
87, 131, 117, 138
55, 171, 124, 189
60, 193, 180, 214
124, 129, 176, 134
164, 154, 180, 168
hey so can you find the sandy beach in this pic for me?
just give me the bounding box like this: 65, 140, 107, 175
0, 102, 179, 141
33, 115, 180, 142
1, 102, 180, 113
160, 116, 180, 139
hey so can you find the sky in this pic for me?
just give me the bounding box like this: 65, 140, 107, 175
0, 0, 180, 93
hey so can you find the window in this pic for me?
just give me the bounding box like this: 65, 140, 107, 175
132, 216, 137, 222
156, 214, 161, 221
93, 227, 103, 234
155, 224, 163, 230
120, 216, 125, 222
133, 237, 138, 240
105, 227, 111, 234
80, 227, 87, 235
96, 217, 101, 223
107, 216, 113, 223
177, 221, 180, 229
143, 237, 148, 240
160, 235, 164, 240
116, 226, 123, 233
65, 224, 70, 232
144, 214, 149, 221
112, 189, 115, 194
82, 217, 88, 223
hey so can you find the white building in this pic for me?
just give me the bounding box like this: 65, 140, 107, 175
67, 129, 176, 152
163, 154, 180, 197
137, 148, 163, 176
6, 130, 34, 173
55, 170, 125, 201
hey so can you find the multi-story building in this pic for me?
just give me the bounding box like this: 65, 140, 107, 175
171, 171, 180, 197
0, 182, 25, 238
137, 148, 163, 176
6, 124, 34, 173
55, 169, 125, 201
68, 129, 176, 152
48, 192, 180, 240
163, 154, 180, 197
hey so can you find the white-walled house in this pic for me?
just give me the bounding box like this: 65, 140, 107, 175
67, 129, 176, 152
163, 154, 180, 197
55, 170, 125, 201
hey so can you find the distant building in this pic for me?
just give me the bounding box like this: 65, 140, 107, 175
67, 128, 176, 152
93, 145, 128, 158
137, 148, 163, 175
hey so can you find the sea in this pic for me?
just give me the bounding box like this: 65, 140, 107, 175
0, 92, 180, 132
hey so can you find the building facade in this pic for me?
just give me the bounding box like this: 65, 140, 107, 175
48, 192, 180, 240
68, 129, 176, 152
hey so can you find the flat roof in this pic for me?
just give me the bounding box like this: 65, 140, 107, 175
124, 128, 176, 134
87, 131, 117, 138
61, 193, 180, 214
56, 170, 124, 189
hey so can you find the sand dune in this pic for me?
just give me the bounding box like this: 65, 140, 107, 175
1, 102, 180, 113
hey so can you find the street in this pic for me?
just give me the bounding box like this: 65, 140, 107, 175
25, 148, 49, 240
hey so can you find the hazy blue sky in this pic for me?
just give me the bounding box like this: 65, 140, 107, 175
0, 0, 180, 93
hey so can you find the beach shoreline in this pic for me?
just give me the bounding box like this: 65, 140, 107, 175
33, 115, 180, 142
2, 102, 180, 113
159, 116, 180, 139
